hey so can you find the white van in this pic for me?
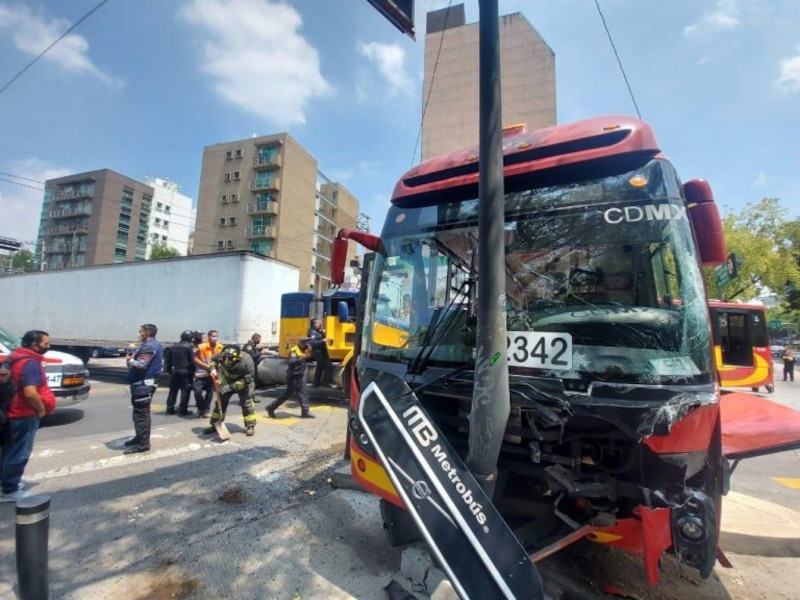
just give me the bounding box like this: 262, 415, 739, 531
0, 326, 90, 409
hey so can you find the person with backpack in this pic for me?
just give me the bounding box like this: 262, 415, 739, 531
1, 330, 56, 502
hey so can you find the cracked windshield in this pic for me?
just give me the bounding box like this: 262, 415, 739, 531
365, 159, 713, 388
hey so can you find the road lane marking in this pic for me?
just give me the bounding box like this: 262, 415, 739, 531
26, 442, 226, 482
773, 477, 800, 489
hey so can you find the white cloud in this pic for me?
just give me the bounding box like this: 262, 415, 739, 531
775, 49, 800, 93
0, 4, 122, 87
0, 159, 72, 243
178, 0, 331, 127
684, 0, 741, 37
357, 41, 413, 98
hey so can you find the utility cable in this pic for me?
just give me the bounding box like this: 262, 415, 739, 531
411, 0, 453, 166
0, 0, 112, 98
0, 176, 44, 191
0, 172, 44, 184
593, 0, 642, 119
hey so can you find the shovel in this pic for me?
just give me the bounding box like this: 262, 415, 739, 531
210, 373, 231, 441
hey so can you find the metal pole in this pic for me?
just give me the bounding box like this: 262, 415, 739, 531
16, 494, 51, 600
467, 0, 509, 498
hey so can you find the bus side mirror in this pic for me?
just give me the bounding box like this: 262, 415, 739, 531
684, 179, 727, 266
331, 238, 349, 285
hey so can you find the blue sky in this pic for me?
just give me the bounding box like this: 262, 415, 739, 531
1, 0, 799, 246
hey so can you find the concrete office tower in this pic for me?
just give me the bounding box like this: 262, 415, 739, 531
194, 133, 359, 291
37, 169, 156, 269
421, 4, 557, 161
143, 177, 194, 258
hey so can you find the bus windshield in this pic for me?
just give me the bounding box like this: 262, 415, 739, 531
363, 158, 714, 388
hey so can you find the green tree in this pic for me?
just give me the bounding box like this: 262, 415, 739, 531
149, 243, 181, 259
704, 198, 800, 302
11, 249, 36, 272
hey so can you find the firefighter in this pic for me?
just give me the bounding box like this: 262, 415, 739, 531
265, 338, 315, 419
203, 345, 257, 436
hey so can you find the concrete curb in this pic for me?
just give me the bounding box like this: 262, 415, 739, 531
722, 490, 800, 538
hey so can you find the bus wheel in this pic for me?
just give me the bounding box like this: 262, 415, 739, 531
751, 386, 760, 392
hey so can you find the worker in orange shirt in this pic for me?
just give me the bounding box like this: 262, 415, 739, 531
193, 329, 223, 418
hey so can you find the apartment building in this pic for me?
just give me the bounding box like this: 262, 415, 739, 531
421, 4, 557, 160
37, 170, 156, 269
194, 133, 358, 291
143, 177, 193, 258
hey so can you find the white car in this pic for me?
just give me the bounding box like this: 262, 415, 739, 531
0, 326, 90, 409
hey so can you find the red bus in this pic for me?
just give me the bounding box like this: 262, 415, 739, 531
708, 301, 774, 392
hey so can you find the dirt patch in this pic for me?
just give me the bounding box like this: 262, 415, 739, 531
129, 560, 200, 600
218, 484, 245, 504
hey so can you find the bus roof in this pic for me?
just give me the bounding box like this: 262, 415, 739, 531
391, 115, 661, 206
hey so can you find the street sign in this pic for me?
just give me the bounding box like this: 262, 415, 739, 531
365, 0, 415, 39
715, 264, 730, 288
769, 320, 782, 329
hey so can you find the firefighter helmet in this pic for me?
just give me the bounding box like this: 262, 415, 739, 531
220, 345, 242, 368
180, 330, 194, 342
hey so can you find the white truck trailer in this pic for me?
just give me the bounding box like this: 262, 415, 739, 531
0, 251, 299, 362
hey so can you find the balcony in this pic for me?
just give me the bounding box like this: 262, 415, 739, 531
45, 244, 86, 254
248, 177, 280, 193
47, 224, 88, 236
246, 226, 277, 239
251, 154, 282, 170
49, 206, 92, 218
247, 200, 279, 216
54, 189, 93, 201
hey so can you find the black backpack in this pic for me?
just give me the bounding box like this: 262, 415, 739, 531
0, 362, 15, 426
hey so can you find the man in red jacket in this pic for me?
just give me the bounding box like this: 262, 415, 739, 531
0, 330, 56, 502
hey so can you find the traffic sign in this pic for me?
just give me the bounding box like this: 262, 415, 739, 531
769, 320, 782, 329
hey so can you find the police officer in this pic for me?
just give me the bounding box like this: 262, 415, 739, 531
265, 338, 315, 419
124, 323, 164, 454
308, 318, 333, 387
203, 345, 257, 436
242, 333, 263, 365
165, 330, 196, 415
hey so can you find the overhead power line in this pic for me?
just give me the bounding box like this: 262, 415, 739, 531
594, 0, 642, 119
0, 176, 44, 191
0, 0, 112, 98
412, 0, 453, 166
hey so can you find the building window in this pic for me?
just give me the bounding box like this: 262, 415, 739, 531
226, 240, 234, 249
229, 217, 237, 226
163, 220, 169, 227
161, 235, 168, 242
154, 218, 161, 225
156, 202, 163, 210
222, 195, 228, 203
231, 193, 239, 203
233, 171, 240, 180
164, 205, 171, 213
219, 217, 227, 226
224, 173, 231, 182
217, 241, 224, 249
235, 149, 242, 158
226, 151, 232, 160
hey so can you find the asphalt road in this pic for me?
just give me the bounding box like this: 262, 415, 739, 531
1, 358, 798, 599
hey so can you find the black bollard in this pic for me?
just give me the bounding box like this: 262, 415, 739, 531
16, 494, 50, 600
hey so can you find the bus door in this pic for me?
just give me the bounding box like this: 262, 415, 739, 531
711, 305, 773, 392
